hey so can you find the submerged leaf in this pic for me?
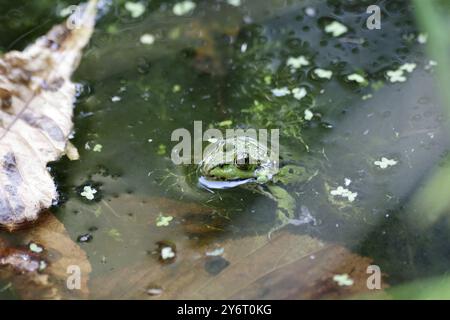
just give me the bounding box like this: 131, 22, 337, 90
0, 0, 97, 230
88, 194, 387, 299
92, 229, 385, 299
0, 213, 92, 299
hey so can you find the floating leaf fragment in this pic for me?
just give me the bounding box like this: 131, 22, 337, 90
324, 21, 348, 37
271, 87, 290, 97
218, 120, 233, 127
156, 214, 173, 227
333, 274, 354, 286
374, 157, 398, 169
205, 247, 224, 257
161, 247, 175, 260
81, 186, 97, 200
417, 32, 428, 44
93, 144, 102, 152
29, 243, 43, 253
292, 87, 307, 100
304, 109, 314, 121
226, 0, 241, 7
173, 1, 196, 16
314, 68, 333, 79
157, 144, 167, 155
147, 286, 163, 296
386, 63, 416, 83
107, 228, 123, 242
140, 33, 155, 45
124, 2, 146, 18
347, 73, 367, 85
330, 186, 358, 202
77, 233, 93, 243
286, 56, 310, 70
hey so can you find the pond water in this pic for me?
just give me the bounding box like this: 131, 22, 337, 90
1, 0, 450, 299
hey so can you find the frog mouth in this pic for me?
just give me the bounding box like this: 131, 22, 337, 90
198, 176, 256, 190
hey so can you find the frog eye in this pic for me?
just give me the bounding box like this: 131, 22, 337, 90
236, 153, 251, 170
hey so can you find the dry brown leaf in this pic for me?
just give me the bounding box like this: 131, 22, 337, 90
0, 212, 91, 299
89, 194, 387, 299
0, 0, 97, 230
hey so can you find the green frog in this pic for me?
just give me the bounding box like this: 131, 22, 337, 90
198, 135, 312, 236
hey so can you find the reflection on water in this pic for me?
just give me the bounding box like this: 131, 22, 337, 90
0, 0, 449, 299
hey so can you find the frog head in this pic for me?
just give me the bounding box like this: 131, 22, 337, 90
198, 136, 279, 188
